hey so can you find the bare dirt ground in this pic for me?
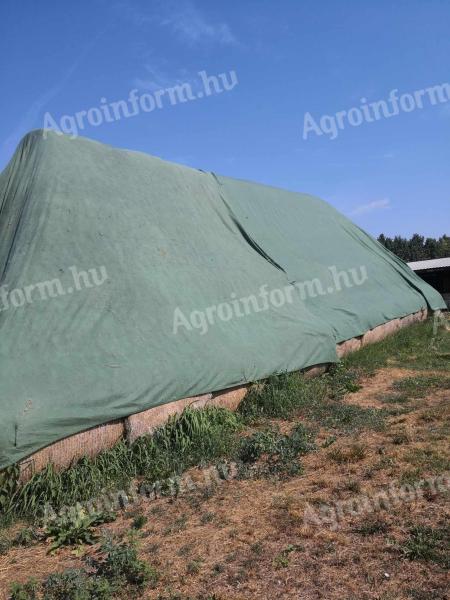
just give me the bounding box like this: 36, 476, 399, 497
1, 366, 448, 599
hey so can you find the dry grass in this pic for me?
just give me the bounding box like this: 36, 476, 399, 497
1, 363, 449, 599
0, 316, 450, 600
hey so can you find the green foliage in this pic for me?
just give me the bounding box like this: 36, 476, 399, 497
0, 465, 20, 515
238, 371, 328, 421
45, 505, 116, 553
250, 541, 263, 555
326, 362, 361, 399
304, 397, 385, 432
328, 443, 366, 464
238, 425, 316, 464
9, 579, 39, 600
97, 538, 159, 587
132, 514, 147, 530
378, 233, 450, 262
343, 319, 450, 373
42, 569, 114, 600
277, 423, 317, 458
236, 424, 315, 478
0, 533, 12, 555
400, 525, 449, 567
404, 448, 450, 474
238, 430, 280, 463
352, 518, 388, 535
392, 375, 450, 398
3, 319, 445, 529
238, 365, 383, 433
186, 559, 202, 574
133, 406, 241, 482
163, 514, 187, 536
2, 406, 240, 521
13, 527, 41, 547
10, 539, 157, 599
200, 511, 214, 524
273, 544, 300, 569
0, 526, 42, 557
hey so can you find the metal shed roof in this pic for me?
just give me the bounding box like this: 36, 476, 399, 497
408, 257, 450, 271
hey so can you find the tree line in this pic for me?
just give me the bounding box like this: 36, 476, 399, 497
377, 234, 450, 262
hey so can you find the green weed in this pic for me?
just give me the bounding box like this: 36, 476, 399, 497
237, 424, 315, 478
42, 569, 114, 599
9, 580, 39, 600
326, 362, 361, 399
400, 525, 449, 567
392, 375, 450, 398
97, 538, 159, 587
2, 406, 240, 521
343, 319, 450, 373
132, 514, 147, 530
352, 518, 388, 535
273, 544, 300, 569
186, 559, 202, 575
404, 448, 450, 473
328, 443, 367, 464
238, 371, 328, 421
44, 505, 116, 553
238, 369, 384, 433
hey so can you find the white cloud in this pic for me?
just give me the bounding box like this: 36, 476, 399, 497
350, 198, 391, 216
160, 2, 236, 45
115, 1, 236, 46
132, 63, 200, 94
134, 65, 182, 92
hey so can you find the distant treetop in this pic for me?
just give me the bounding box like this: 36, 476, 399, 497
377, 233, 450, 262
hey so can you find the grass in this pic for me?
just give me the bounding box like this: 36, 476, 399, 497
392, 375, 450, 398
97, 537, 159, 587
380, 393, 411, 405
328, 443, 367, 464
9, 579, 39, 600
236, 424, 316, 478
238, 369, 384, 433
132, 514, 147, 530
1, 406, 241, 522
163, 514, 188, 536
42, 569, 115, 600
343, 318, 450, 374
237, 424, 315, 463
1, 316, 449, 594
390, 430, 410, 445
186, 559, 202, 575
0, 359, 384, 523
404, 447, 450, 474
238, 371, 328, 421
3, 319, 443, 524
10, 537, 157, 599
200, 511, 214, 524
399, 525, 449, 567
0, 526, 42, 557
352, 518, 388, 536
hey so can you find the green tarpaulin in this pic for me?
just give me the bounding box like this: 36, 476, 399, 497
0, 130, 445, 469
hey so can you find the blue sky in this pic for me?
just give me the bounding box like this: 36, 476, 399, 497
1, 0, 449, 238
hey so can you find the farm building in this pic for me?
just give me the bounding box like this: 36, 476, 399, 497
0, 130, 446, 475
408, 258, 450, 309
